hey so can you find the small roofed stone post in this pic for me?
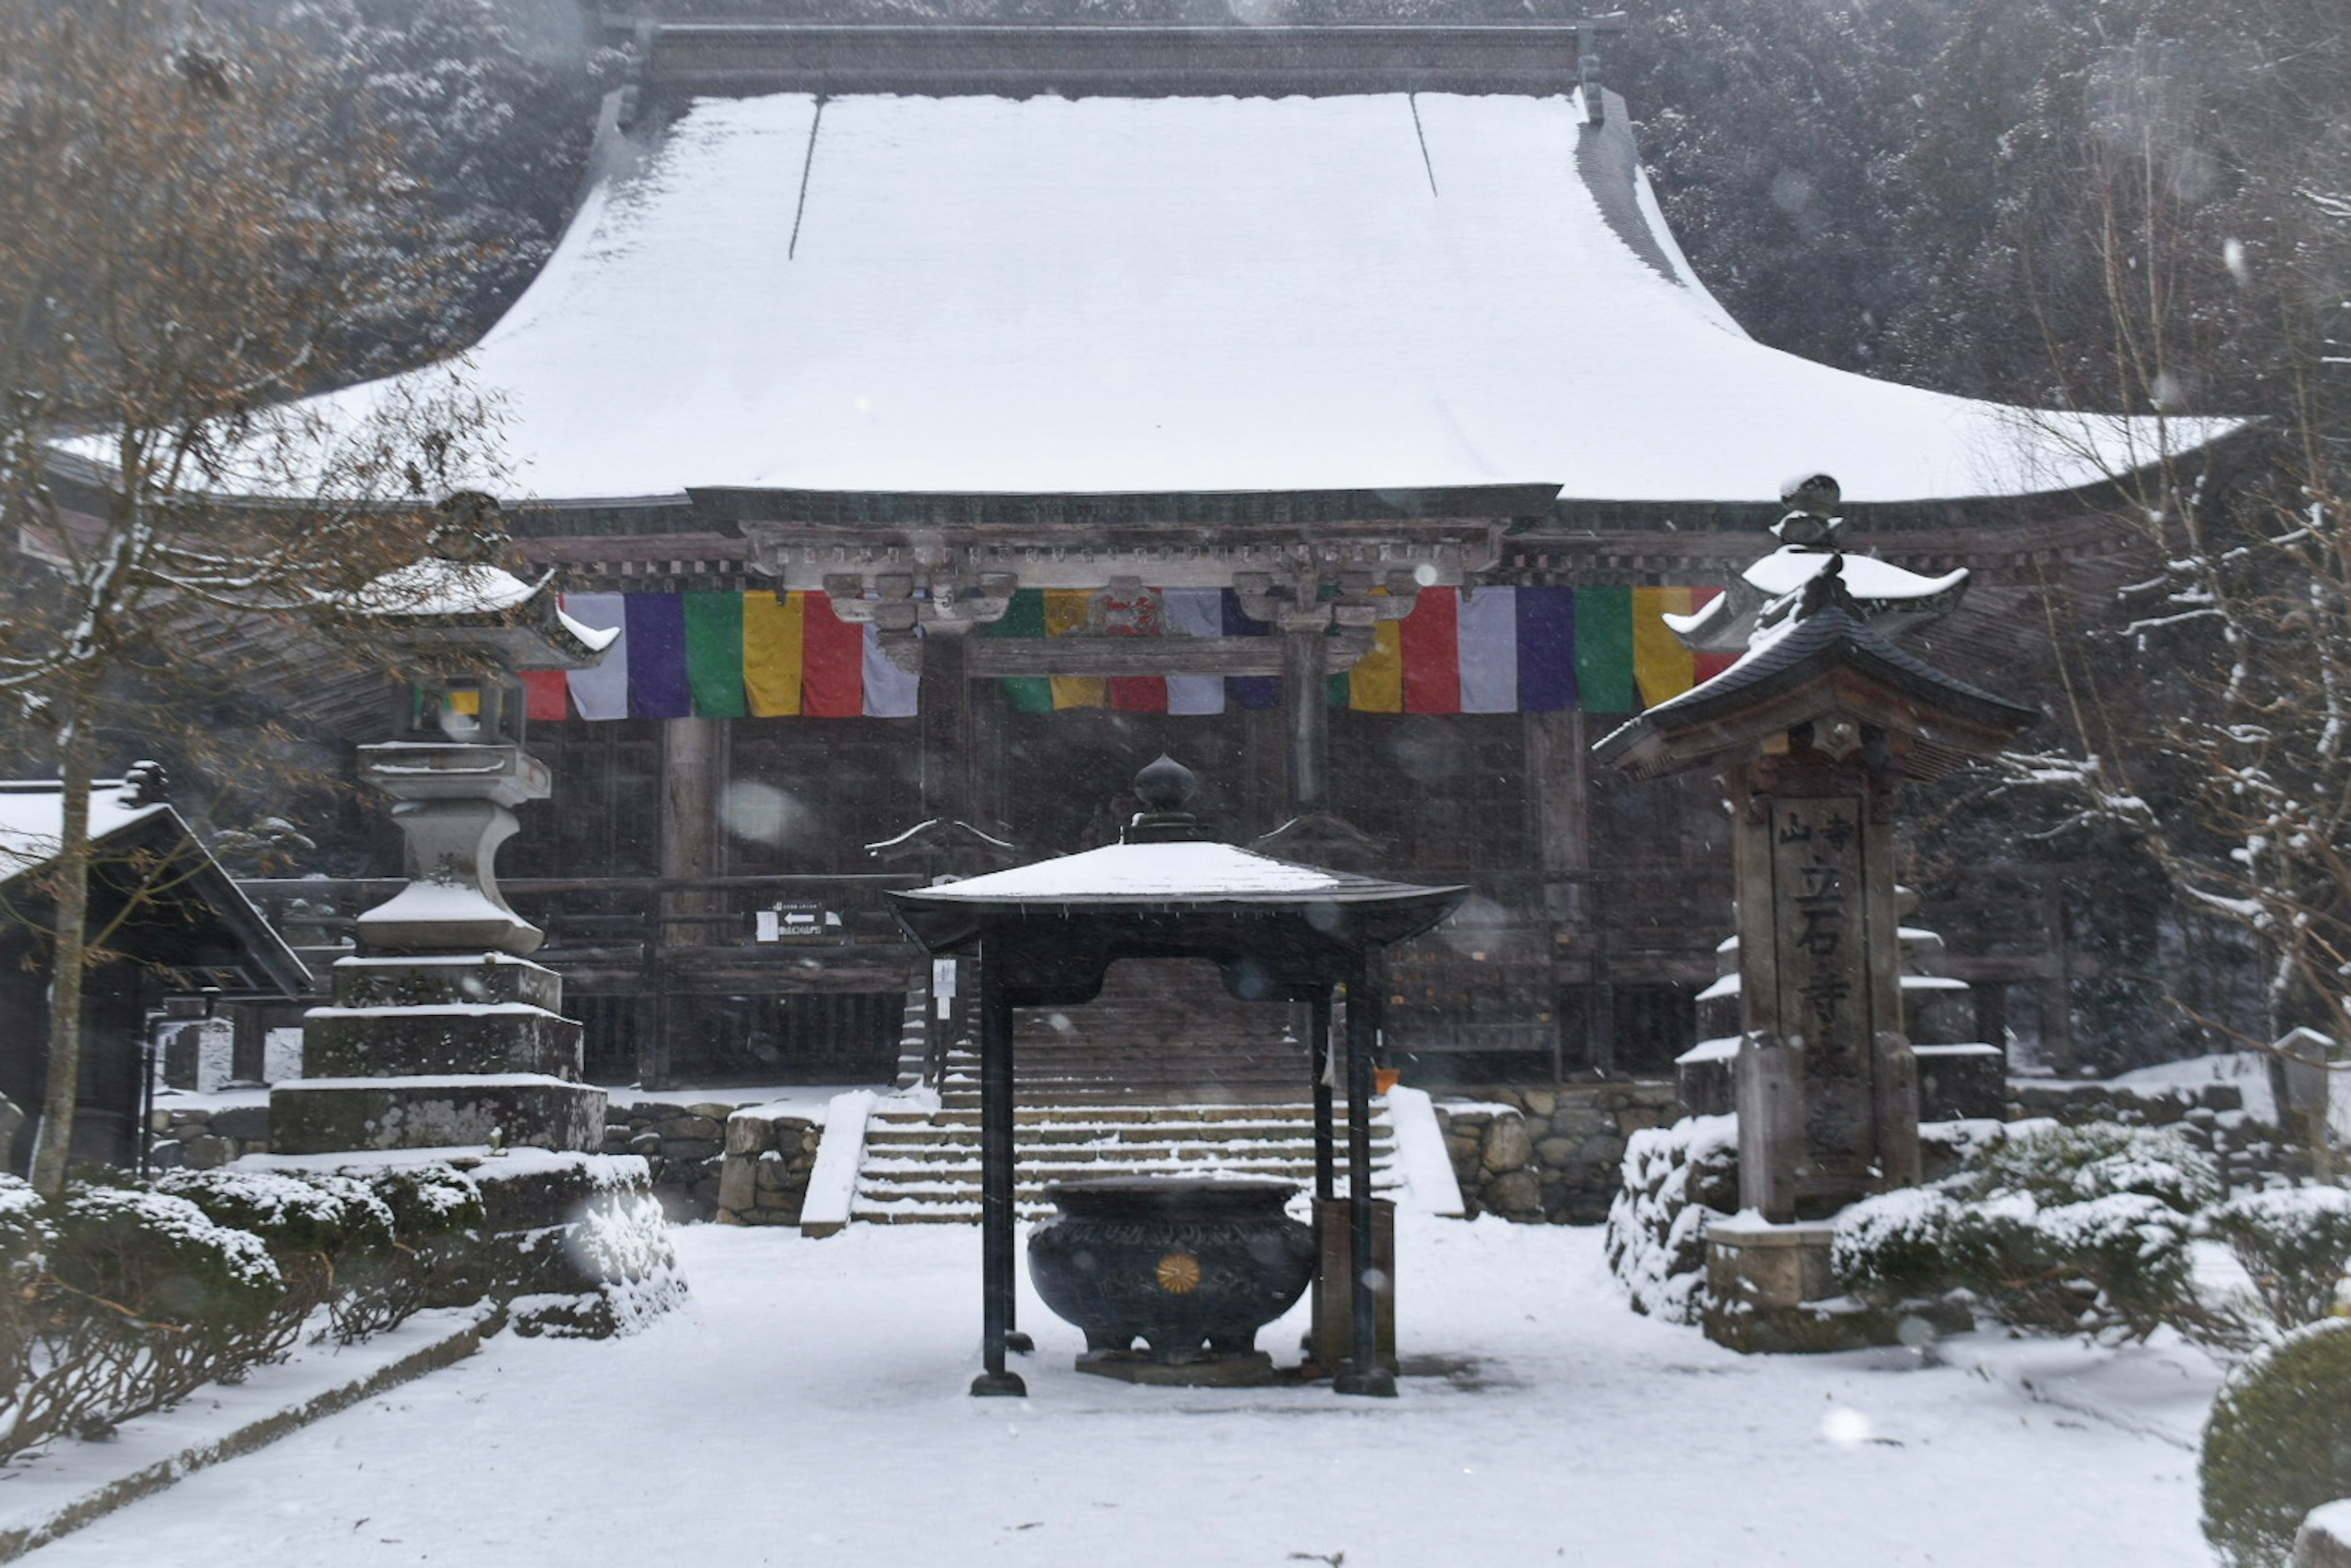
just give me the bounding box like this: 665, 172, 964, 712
272, 503, 619, 1158
1593, 475, 2036, 1353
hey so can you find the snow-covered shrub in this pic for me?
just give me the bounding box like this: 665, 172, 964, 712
2205, 1185, 2351, 1330
2201, 1318, 2351, 1568
15, 1185, 286, 1446
1604, 1114, 1737, 1323
343, 1163, 489, 1340
512, 1188, 684, 1339
1834, 1128, 2204, 1341
159, 1169, 399, 1347
1831, 1188, 1966, 1304
1973, 1120, 2222, 1214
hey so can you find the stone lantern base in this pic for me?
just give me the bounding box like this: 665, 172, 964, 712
272, 953, 604, 1156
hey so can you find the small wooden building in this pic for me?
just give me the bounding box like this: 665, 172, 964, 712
0, 774, 308, 1169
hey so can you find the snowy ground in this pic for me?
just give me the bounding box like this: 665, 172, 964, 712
20, 1217, 2218, 1567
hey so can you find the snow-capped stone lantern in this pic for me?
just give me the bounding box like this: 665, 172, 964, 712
1594, 475, 2037, 1352
271, 498, 620, 1157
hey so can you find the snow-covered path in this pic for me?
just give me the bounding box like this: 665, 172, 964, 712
20, 1217, 2213, 1567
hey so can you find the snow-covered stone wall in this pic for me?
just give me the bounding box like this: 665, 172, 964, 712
2009, 1078, 2311, 1188
1434, 1082, 1681, 1224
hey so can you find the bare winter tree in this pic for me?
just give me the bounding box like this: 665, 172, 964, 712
1995, 8, 2351, 1076
0, 0, 500, 1194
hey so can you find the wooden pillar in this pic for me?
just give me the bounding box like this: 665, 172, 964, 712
1335, 955, 1395, 1398
919, 627, 973, 825
1528, 710, 1592, 1076
1310, 989, 1335, 1204
1526, 710, 1591, 885
660, 716, 724, 903
1279, 620, 1330, 816
654, 716, 723, 1089
972, 942, 1026, 1397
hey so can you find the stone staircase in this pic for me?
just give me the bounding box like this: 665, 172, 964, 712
851, 960, 1400, 1224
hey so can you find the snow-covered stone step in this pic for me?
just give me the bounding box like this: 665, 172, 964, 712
860, 1141, 1390, 1166
890, 1101, 1379, 1126
860, 1158, 1359, 1184
850, 1090, 1399, 1225
860, 1128, 1373, 1152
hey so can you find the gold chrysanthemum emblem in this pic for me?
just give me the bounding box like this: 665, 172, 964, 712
1155, 1251, 1202, 1294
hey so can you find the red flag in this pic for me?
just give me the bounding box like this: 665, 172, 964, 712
520, 669, 569, 721
1400, 587, 1461, 714
800, 593, 865, 718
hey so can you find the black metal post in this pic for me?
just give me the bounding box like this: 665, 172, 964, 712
1335, 959, 1395, 1397
1310, 989, 1335, 1204
972, 942, 1026, 1397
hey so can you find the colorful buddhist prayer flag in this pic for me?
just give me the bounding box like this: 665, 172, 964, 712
800, 590, 865, 718
1042, 589, 1104, 711
985, 590, 1054, 715
1574, 585, 1636, 714
1162, 588, 1226, 715
623, 593, 691, 720
1223, 591, 1278, 711
561, 593, 630, 720
742, 591, 804, 717
527, 585, 1730, 722
683, 591, 748, 719
1515, 587, 1577, 712
861, 625, 920, 719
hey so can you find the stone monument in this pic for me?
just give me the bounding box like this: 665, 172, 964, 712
1595, 475, 2036, 1351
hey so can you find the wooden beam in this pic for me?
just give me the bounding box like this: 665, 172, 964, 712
969, 632, 1373, 678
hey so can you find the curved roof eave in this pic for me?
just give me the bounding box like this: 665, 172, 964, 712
133, 80, 2243, 512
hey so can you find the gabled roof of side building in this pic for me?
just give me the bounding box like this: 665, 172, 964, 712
249, 23, 2236, 509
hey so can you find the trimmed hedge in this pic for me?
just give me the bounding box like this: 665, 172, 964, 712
0, 1161, 492, 1458
2202, 1318, 2351, 1568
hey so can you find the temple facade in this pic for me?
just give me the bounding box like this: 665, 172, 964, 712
217, 20, 2232, 1092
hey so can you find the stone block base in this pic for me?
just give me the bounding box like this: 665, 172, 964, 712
1702, 1215, 1894, 1354
258, 1150, 683, 1340
301, 1006, 584, 1079
270, 1076, 605, 1155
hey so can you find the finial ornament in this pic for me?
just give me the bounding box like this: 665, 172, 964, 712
1772, 471, 1845, 550
1134, 754, 1198, 813
1123, 756, 1208, 844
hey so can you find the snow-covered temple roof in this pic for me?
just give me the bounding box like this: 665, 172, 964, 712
285, 24, 2230, 508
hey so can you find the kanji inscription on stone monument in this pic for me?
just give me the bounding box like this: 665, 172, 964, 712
1769, 798, 1873, 1176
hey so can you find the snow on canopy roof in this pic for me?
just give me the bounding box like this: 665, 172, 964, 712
286, 89, 2229, 506
0, 781, 172, 882
899, 839, 1453, 906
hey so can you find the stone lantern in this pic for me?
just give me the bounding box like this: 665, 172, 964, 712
271, 506, 619, 1157
1594, 476, 2036, 1351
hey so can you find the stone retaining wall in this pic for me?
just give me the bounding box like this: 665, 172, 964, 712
144, 1105, 271, 1170
714, 1109, 825, 1226
2008, 1079, 2309, 1187
1434, 1081, 1681, 1224
598, 1101, 740, 1221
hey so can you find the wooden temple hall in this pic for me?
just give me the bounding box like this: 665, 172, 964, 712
235, 19, 2210, 1092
